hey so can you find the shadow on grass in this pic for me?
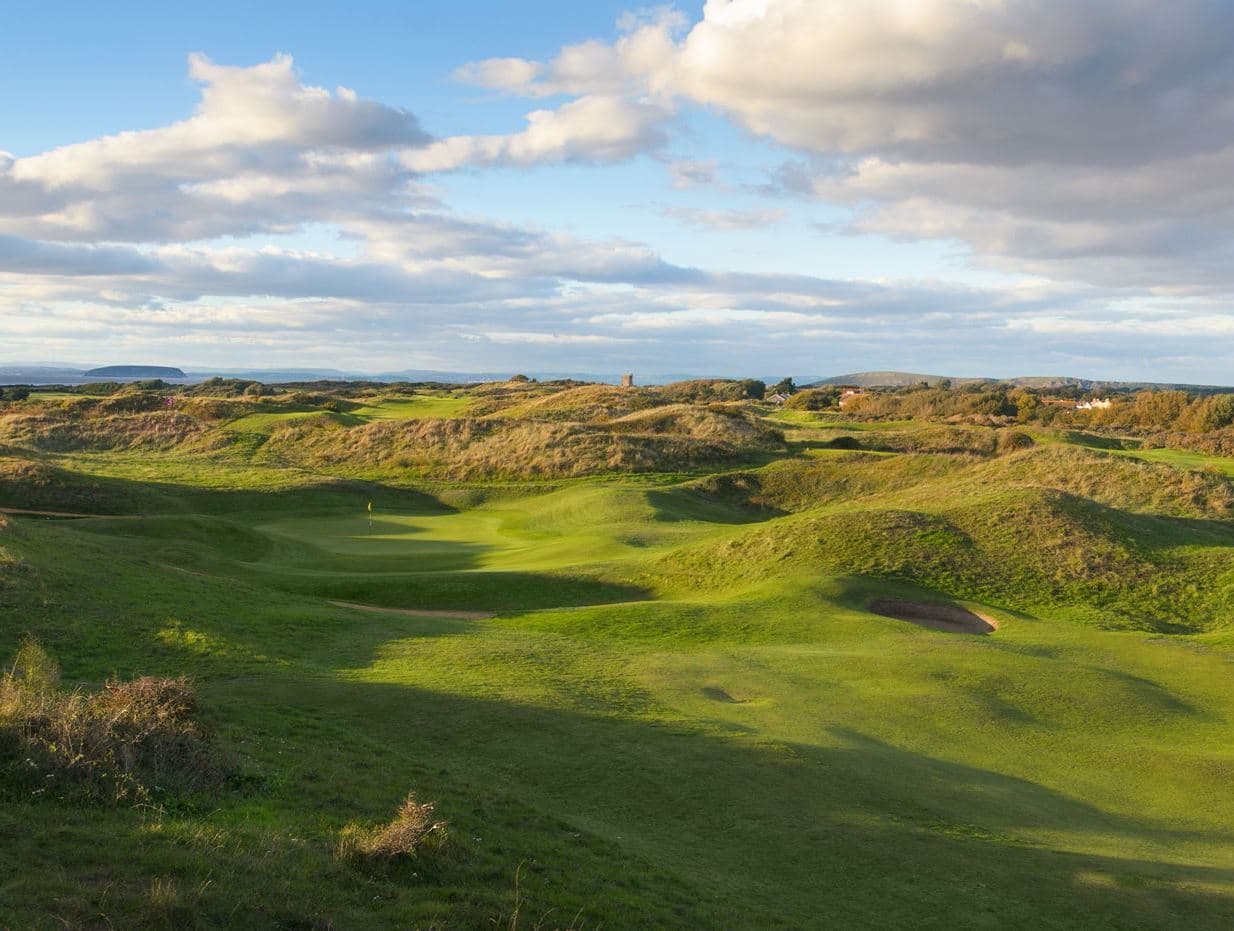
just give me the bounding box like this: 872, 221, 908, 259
13, 665, 1229, 927
1061, 431, 1140, 451
194, 674, 1234, 929
241, 564, 649, 613
0, 455, 457, 517
645, 486, 777, 524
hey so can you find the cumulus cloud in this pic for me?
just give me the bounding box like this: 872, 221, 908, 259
0, 53, 431, 242
454, 8, 684, 99
460, 0, 1234, 291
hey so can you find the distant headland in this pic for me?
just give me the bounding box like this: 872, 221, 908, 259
82, 365, 187, 379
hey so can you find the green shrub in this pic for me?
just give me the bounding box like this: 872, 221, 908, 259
784, 387, 839, 410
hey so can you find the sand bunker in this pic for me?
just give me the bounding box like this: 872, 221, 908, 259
867, 599, 998, 634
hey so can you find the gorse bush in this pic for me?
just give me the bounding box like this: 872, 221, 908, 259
0, 638, 228, 803
997, 430, 1035, 454
336, 793, 449, 862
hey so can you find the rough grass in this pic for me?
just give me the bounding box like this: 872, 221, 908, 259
261, 412, 782, 480
0, 411, 221, 453
485, 384, 671, 421
605, 403, 777, 443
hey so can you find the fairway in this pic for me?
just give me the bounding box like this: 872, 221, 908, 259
349, 394, 473, 421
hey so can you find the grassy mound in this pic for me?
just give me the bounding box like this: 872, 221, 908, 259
660, 484, 1228, 632
489, 383, 671, 421
262, 413, 782, 479
606, 403, 778, 443
0, 457, 153, 514
965, 445, 1234, 518
686, 452, 964, 513
0, 411, 220, 453
860, 423, 1000, 455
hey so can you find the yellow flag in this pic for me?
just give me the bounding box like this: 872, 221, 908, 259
367, 501, 373, 512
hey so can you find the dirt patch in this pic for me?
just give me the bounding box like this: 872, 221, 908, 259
867, 599, 998, 635
331, 600, 494, 621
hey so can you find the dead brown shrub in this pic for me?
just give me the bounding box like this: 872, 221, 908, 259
336, 793, 449, 862
0, 638, 228, 803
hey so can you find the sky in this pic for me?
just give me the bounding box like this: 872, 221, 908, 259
4, 0, 1234, 380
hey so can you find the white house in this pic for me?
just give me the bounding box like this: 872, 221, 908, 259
838, 387, 866, 408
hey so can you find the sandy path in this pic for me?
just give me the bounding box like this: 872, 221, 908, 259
867, 598, 998, 634
330, 600, 494, 620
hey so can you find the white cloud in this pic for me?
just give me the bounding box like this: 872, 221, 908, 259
460, 0, 1234, 291
402, 95, 671, 172
0, 54, 431, 242
660, 206, 784, 231
665, 158, 717, 189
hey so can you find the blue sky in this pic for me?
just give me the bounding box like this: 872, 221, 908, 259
4, 1, 1234, 380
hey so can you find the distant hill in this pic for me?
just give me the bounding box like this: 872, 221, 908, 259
83, 365, 186, 379
806, 371, 1234, 393
810, 371, 979, 388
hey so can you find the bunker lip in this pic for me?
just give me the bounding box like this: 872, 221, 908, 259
867, 598, 998, 634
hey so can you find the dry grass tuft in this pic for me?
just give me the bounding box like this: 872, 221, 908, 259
0, 638, 228, 803
336, 793, 449, 862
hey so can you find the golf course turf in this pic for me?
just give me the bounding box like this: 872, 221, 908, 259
3, 384, 1234, 928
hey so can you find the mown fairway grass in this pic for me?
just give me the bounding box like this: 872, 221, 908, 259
1112, 446, 1234, 476
1032, 428, 1234, 476
349, 394, 474, 421
3, 426, 1234, 927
